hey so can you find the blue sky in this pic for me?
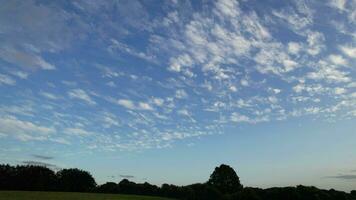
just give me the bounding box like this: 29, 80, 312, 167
0, 0, 356, 192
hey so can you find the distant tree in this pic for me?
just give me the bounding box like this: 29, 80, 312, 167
1, 163, 356, 200
207, 164, 243, 194
57, 168, 96, 192
96, 182, 119, 193
184, 183, 222, 200
15, 165, 57, 191
139, 182, 160, 195
0, 164, 57, 191
160, 183, 184, 198
234, 187, 263, 200
118, 179, 137, 194
0, 164, 15, 190
351, 190, 356, 196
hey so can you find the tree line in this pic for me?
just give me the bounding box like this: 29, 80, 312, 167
0, 163, 355, 200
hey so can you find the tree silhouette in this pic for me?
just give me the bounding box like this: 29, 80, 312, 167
96, 182, 119, 193
0, 163, 355, 200
57, 168, 96, 192
207, 164, 243, 194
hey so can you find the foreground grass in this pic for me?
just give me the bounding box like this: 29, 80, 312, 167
0, 191, 174, 200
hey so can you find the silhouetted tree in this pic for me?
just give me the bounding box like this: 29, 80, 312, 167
207, 164, 243, 194
57, 168, 96, 192
160, 183, 185, 198
351, 190, 356, 196
1, 163, 355, 200
0, 164, 15, 190
16, 165, 57, 191
118, 179, 137, 194
139, 182, 160, 195
229, 187, 263, 200
184, 183, 222, 200
0, 164, 57, 191
96, 182, 119, 193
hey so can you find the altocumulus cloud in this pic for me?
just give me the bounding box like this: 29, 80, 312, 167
0, 0, 355, 152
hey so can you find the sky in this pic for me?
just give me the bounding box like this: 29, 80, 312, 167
0, 0, 355, 192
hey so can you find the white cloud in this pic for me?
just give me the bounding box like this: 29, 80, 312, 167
102, 112, 120, 128
305, 107, 321, 114
288, 42, 301, 55
329, 54, 348, 66
293, 84, 305, 93
106, 81, 116, 87
117, 99, 154, 111
272, 9, 311, 31
162, 11, 179, 26
1, 0, 355, 151
152, 98, 164, 106
168, 54, 193, 72
175, 89, 188, 99
40, 91, 58, 100
268, 96, 278, 104
307, 60, 350, 83
11, 71, 29, 79
271, 88, 281, 94
230, 112, 251, 123
138, 102, 154, 111
334, 87, 347, 94
0, 48, 55, 70
109, 39, 156, 63
65, 127, 94, 136
283, 59, 298, 72
50, 137, 70, 145
329, 0, 347, 11
306, 31, 324, 55
0, 73, 16, 85
240, 79, 249, 87
117, 99, 136, 110
229, 85, 237, 92
214, 0, 240, 18
68, 89, 96, 105
340, 45, 356, 58
0, 115, 55, 141
177, 109, 190, 116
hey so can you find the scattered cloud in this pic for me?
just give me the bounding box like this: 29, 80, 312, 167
40, 91, 59, 100
32, 154, 54, 160
175, 89, 188, 99
0, 0, 355, 152
0, 73, 16, 85
326, 174, 356, 180
120, 174, 135, 179
117, 99, 154, 111
329, 54, 348, 66
0, 49, 56, 70
0, 115, 55, 141
22, 161, 60, 170
65, 127, 94, 136
117, 99, 136, 110
340, 45, 356, 58
68, 89, 96, 105
328, 0, 347, 11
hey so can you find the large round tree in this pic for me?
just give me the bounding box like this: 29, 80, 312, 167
207, 164, 243, 194
57, 168, 96, 192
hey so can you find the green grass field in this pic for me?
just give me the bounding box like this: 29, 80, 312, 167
0, 191, 174, 200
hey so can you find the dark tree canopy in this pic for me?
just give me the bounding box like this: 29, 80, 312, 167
0, 164, 57, 191
207, 164, 243, 194
57, 168, 96, 192
0, 163, 354, 200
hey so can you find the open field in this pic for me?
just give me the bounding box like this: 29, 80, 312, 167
0, 191, 174, 200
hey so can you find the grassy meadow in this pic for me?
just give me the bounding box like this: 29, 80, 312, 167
0, 191, 174, 200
